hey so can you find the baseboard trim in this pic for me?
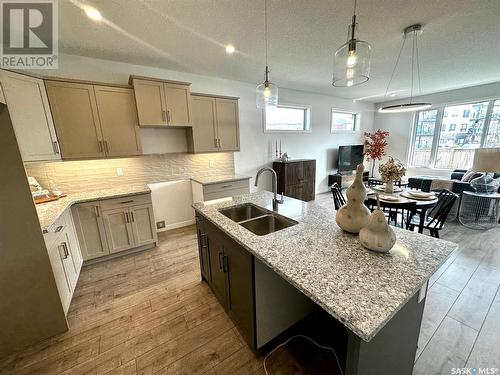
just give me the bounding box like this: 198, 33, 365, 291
157, 219, 196, 232
83, 243, 156, 265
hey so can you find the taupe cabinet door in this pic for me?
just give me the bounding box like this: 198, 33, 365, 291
102, 208, 135, 254
190, 96, 219, 152
189, 95, 240, 153
0, 70, 60, 161
129, 204, 156, 247
132, 79, 167, 126
72, 203, 109, 261
46, 239, 72, 312
94, 86, 142, 157
164, 84, 192, 127
216, 98, 239, 151
132, 78, 192, 127
46, 81, 105, 159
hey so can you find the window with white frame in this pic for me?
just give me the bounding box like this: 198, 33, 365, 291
264, 104, 311, 132
409, 99, 500, 169
331, 110, 359, 132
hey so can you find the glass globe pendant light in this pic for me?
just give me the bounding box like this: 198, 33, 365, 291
256, 0, 278, 108
332, 0, 371, 87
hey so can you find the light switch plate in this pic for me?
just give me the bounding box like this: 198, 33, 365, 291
209, 160, 214, 168
116, 168, 124, 176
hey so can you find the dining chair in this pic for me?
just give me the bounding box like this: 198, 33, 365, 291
407, 189, 458, 238
331, 183, 346, 210
366, 199, 417, 229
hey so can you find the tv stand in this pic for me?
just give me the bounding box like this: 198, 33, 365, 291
328, 171, 369, 189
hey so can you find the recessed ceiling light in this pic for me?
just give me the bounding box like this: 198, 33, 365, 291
84, 6, 102, 21
225, 44, 235, 54
390, 93, 397, 97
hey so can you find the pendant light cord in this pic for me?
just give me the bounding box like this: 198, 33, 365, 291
416, 30, 422, 96
264, 0, 268, 71
383, 35, 406, 100
410, 31, 415, 104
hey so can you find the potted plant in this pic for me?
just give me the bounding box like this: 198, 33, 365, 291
364, 130, 389, 177
378, 157, 406, 193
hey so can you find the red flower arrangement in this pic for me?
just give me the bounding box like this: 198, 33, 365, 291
364, 129, 390, 177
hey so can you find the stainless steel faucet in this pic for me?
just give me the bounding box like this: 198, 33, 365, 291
255, 167, 284, 208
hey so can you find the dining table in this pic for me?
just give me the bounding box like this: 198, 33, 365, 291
364, 186, 439, 233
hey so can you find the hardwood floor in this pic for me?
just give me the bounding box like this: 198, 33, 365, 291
1, 193, 498, 375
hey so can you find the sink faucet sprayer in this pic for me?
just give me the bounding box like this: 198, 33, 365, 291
254, 167, 284, 209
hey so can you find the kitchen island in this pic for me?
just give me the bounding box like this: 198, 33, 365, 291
193, 191, 457, 375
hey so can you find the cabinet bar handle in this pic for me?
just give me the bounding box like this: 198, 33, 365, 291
94, 206, 100, 217
130, 212, 135, 222
55, 225, 63, 232
166, 110, 171, 123
214, 138, 218, 148
125, 212, 130, 223
161, 110, 166, 122
120, 200, 134, 204
217, 139, 221, 148
222, 255, 228, 273
218, 252, 223, 270
62, 242, 69, 259
104, 141, 109, 153
200, 233, 207, 247
52, 141, 60, 154
98, 140, 103, 152
221, 184, 232, 188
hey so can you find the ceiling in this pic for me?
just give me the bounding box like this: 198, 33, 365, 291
59, 0, 500, 102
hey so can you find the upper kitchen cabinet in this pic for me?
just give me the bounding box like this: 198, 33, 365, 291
93, 86, 142, 157
0, 70, 61, 162
46, 79, 142, 159
187, 93, 240, 153
130, 76, 192, 127
46, 80, 105, 159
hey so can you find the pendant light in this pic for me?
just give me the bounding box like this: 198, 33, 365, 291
256, 0, 278, 108
379, 24, 431, 113
332, 0, 371, 87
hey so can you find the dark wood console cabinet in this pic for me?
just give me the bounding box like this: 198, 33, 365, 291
273, 159, 316, 201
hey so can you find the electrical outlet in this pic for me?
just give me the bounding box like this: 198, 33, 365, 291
209, 160, 214, 168
156, 220, 166, 229
116, 168, 124, 176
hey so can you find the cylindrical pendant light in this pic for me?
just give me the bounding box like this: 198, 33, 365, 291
332, 0, 371, 87
256, 0, 278, 108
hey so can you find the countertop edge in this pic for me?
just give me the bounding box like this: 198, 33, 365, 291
190, 175, 252, 185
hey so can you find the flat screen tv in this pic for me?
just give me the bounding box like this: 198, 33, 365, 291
338, 145, 365, 173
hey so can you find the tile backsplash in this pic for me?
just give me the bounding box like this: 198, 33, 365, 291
25, 153, 235, 194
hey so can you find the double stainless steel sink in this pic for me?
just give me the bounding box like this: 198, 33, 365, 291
219, 203, 297, 236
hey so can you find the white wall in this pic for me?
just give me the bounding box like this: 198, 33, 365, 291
35, 53, 375, 194
373, 81, 500, 178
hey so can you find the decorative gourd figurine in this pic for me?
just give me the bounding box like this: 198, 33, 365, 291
335, 164, 370, 233
359, 194, 396, 253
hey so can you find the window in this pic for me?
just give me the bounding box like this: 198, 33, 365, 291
264, 104, 310, 132
409, 99, 499, 169
331, 110, 359, 132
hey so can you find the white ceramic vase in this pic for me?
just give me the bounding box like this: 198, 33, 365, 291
384, 180, 394, 194
359, 208, 396, 253
335, 164, 371, 233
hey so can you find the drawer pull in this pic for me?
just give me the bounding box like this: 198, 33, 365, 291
221, 184, 232, 189
55, 225, 63, 232
120, 200, 134, 204
130, 212, 135, 222
61, 242, 69, 259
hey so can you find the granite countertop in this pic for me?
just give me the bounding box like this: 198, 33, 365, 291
190, 174, 251, 185
193, 191, 457, 342
36, 185, 151, 231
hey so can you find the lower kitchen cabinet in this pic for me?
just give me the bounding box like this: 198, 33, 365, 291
44, 209, 83, 314
72, 202, 109, 261
196, 215, 314, 350
72, 194, 157, 261
102, 208, 136, 254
